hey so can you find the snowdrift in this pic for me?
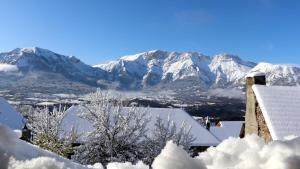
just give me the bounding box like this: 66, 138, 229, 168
0, 124, 146, 169
154, 135, 300, 169
1, 123, 300, 169
0, 124, 99, 169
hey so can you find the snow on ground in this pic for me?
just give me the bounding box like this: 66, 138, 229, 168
0, 124, 93, 169
154, 135, 300, 169
206, 88, 243, 99
106, 161, 148, 169
2, 122, 300, 169
152, 141, 206, 169
197, 134, 300, 169
0, 124, 147, 169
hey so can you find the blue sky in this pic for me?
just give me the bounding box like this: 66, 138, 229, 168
0, 0, 300, 65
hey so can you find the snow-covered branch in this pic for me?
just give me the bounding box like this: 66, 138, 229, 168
73, 89, 150, 165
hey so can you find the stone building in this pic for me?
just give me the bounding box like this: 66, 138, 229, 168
245, 73, 300, 142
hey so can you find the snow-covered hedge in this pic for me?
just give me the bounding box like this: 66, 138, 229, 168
1, 124, 300, 169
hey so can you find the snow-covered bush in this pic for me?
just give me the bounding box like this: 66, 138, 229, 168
142, 116, 195, 164
29, 106, 75, 157
72, 90, 150, 166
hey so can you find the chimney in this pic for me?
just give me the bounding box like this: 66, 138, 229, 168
245, 72, 266, 135
205, 116, 211, 130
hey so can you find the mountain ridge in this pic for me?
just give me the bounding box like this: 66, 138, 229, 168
94, 50, 257, 89
0, 47, 299, 95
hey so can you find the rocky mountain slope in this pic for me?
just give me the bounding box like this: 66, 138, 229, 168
0, 47, 108, 86
95, 50, 300, 89
249, 62, 300, 86
94, 50, 257, 89
0, 47, 299, 99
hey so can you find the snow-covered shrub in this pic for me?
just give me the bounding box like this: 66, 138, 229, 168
142, 116, 195, 164
30, 106, 75, 157
72, 89, 150, 166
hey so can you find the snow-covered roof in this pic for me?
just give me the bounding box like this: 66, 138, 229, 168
0, 97, 24, 130
145, 108, 220, 146
252, 85, 300, 140
0, 124, 90, 168
210, 121, 244, 141
62, 106, 220, 146
245, 71, 265, 78
61, 106, 94, 141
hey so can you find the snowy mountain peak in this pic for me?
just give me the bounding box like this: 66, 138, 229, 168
249, 63, 300, 86
95, 50, 255, 89
1, 47, 299, 92
213, 53, 241, 61
0, 47, 63, 65
212, 54, 255, 66
1, 47, 84, 65
0, 47, 108, 86
208, 54, 256, 88
9, 47, 55, 56
119, 50, 169, 61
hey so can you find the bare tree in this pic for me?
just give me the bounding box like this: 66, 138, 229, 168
142, 115, 195, 165
73, 89, 150, 166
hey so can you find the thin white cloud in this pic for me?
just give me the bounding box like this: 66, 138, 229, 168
0, 64, 18, 72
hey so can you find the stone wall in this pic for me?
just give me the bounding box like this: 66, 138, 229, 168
256, 103, 272, 143
245, 77, 258, 135
244, 74, 272, 143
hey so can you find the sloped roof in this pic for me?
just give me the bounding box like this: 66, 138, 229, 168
62, 106, 220, 146
0, 124, 90, 168
0, 97, 24, 130
252, 85, 300, 140
210, 121, 243, 141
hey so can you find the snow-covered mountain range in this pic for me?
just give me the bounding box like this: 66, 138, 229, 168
0, 47, 299, 96
0, 47, 107, 86
94, 50, 300, 89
